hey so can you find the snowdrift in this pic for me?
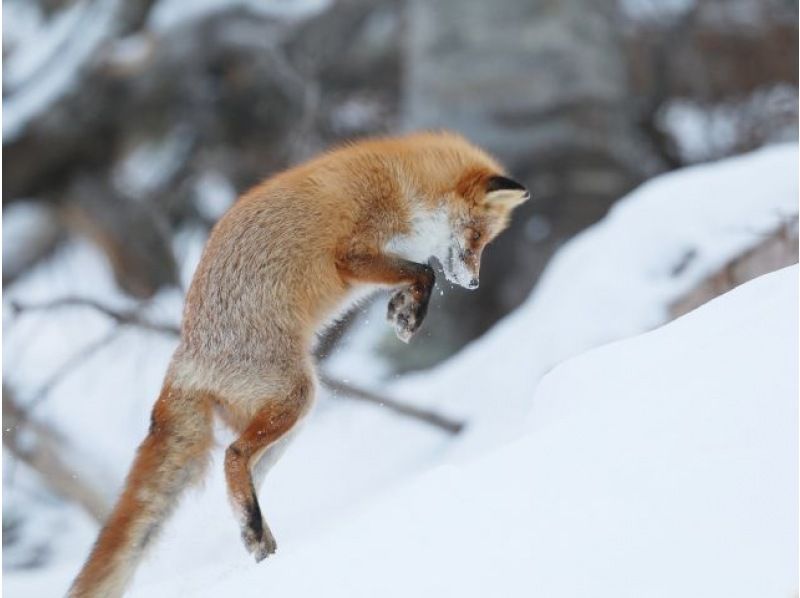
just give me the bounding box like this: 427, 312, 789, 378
132, 266, 798, 598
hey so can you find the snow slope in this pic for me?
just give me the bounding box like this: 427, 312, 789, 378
128, 266, 798, 598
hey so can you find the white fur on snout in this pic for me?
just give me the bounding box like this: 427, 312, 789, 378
442, 246, 477, 289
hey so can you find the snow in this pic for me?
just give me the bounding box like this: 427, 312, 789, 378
619, 0, 696, 22
103, 34, 154, 71
2, 1, 86, 93
2, 202, 60, 278
2, 145, 797, 596
148, 0, 331, 32
2, 1, 44, 55
125, 267, 800, 597
112, 127, 195, 199
194, 172, 237, 221
3, 458, 97, 571
660, 86, 799, 163
1, 0, 330, 142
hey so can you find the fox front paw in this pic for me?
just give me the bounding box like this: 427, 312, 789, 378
387, 287, 429, 343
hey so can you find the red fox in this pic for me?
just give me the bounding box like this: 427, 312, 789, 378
68, 131, 528, 597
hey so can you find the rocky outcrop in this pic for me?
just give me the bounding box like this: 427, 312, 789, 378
671, 221, 798, 318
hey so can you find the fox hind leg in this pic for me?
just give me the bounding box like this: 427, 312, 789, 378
224, 377, 312, 562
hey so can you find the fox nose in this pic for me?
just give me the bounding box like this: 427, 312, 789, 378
468, 278, 479, 289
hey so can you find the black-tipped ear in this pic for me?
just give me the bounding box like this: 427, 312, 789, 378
485, 175, 529, 208
486, 175, 527, 194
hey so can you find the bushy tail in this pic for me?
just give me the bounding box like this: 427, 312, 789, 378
68, 386, 213, 598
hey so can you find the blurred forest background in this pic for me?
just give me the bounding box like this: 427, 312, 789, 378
2, 0, 798, 579
4, 0, 798, 368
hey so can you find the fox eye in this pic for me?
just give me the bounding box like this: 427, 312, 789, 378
473, 231, 481, 241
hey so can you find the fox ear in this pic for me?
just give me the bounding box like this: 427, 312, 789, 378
485, 176, 529, 209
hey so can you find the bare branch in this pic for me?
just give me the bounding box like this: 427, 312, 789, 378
318, 373, 465, 435
10, 297, 180, 336
11, 295, 466, 434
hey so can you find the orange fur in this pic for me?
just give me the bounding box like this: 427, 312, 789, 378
69, 131, 527, 597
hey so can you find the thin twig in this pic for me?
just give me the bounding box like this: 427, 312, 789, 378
10, 297, 181, 336
318, 373, 465, 435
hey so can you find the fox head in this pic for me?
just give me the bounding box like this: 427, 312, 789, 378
383, 132, 529, 289
438, 170, 529, 289
389, 170, 529, 289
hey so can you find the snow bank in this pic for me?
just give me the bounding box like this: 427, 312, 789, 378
129, 266, 799, 598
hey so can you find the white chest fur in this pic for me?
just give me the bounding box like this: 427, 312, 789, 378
384, 205, 453, 264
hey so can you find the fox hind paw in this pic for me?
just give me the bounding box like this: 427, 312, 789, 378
242, 520, 277, 562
